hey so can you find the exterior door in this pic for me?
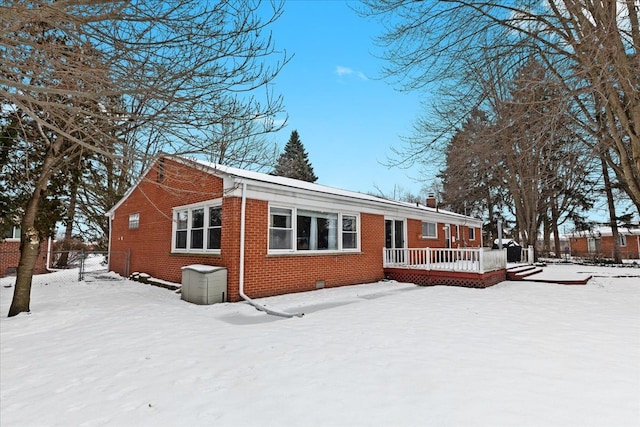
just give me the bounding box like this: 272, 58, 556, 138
444, 225, 451, 248
385, 219, 405, 249
385, 219, 405, 263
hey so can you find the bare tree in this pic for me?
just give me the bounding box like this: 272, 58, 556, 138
1, 0, 289, 317
358, 0, 640, 213
438, 51, 597, 255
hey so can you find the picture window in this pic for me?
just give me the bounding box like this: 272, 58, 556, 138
269, 206, 359, 253
172, 203, 222, 253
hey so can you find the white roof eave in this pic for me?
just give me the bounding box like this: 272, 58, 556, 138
111, 154, 482, 227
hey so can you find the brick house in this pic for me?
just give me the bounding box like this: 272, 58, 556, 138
107, 155, 483, 302
569, 226, 640, 259
1, 226, 51, 277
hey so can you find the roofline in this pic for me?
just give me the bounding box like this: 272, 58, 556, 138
107, 153, 483, 226
183, 155, 481, 225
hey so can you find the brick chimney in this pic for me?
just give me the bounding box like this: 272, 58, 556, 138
426, 194, 437, 208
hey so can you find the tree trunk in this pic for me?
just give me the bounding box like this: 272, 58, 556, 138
550, 197, 562, 259
486, 192, 495, 246
8, 189, 44, 317
543, 213, 551, 257
8, 149, 55, 317
602, 156, 622, 263
56, 177, 79, 268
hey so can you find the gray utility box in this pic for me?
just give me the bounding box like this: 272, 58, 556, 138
181, 265, 227, 305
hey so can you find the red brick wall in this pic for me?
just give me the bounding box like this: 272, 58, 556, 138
570, 235, 640, 259
109, 158, 227, 281
459, 225, 483, 247
110, 160, 387, 301
406, 219, 481, 249
602, 235, 639, 259
237, 200, 385, 301
0, 240, 50, 277
110, 158, 485, 301
570, 237, 588, 257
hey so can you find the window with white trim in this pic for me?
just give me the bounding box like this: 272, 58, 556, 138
269, 206, 359, 253
619, 234, 627, 247
207, 206, 222, 250
342, 215, 358, 249
191, 208, 204, 249
469, 227, 475, 241
128, 213, 140, 229
269, 208, 293, 250
173, 203, 222, 253
175, 210, 188, 249
297, 210, 337, 250
422, 221, 437, 238
3, 226, 20, 240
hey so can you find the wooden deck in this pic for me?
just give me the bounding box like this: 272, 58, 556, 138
384, 267, 506, 288
382, 248, 593, 287
383, 247, 507, 288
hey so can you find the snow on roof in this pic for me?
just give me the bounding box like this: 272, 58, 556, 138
573, 225, 640, 237
493, 238, 519, 246
108, 153, 480, 224
182, 156, 475, 221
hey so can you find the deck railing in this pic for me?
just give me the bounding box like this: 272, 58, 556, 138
383, 247, 507, 273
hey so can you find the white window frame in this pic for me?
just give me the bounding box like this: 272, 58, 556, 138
206, 206, 222, 251
269, 207, 294, 251
128, 213, 140, 230
268, 205, 360, 254
469, 227, 476, 241
3, 225, 20, 241
296, 209, 339, 251
421, 221, 437, 239
619, 234, 627, 247
171, 199, 222, 254
342, 214, 358, 250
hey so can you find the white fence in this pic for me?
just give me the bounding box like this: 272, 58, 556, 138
521, 246, 535, 264
383, 247, 507, 273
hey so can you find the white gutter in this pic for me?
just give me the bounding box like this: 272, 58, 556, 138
45, 237, 57, 272
238, 181, 303, 318
107, 212, 112, 272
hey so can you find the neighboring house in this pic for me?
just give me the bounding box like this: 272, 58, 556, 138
569, 226, 640, 259
107, 155, 484, 302
0, 226, 51, 277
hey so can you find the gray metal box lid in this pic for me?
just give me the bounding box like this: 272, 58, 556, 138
181, 264, 226, 274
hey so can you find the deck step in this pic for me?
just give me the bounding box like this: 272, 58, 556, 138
521, 276, 592, 285
507, 265, 538, 274
507, 267, 543, 280
506, 265, 592, 285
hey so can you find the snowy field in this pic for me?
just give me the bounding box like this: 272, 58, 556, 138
1, 262, 639, 427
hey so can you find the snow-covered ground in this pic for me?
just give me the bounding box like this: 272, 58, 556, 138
1, 263, 639, 427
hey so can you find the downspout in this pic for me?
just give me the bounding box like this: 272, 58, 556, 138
107, 212, 112, 272
238, 181, 303, 318
45, 236, 55, 272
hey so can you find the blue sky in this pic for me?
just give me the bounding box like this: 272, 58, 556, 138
265, 0, 430, 199
259, 1, 635, 225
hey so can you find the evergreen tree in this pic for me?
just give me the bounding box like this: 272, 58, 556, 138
273, 130, 318, 182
